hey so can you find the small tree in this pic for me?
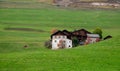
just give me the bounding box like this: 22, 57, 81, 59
44, 40, 52, 49
93, 28, 103, 39
51, 28, 58, 34
72, 37, 79, 47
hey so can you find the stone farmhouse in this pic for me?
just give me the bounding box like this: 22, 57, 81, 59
51, 30, 72, 50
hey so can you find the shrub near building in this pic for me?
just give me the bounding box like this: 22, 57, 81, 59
93, 28, 103, 39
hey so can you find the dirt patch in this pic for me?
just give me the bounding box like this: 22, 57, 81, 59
4, 28, 46, 32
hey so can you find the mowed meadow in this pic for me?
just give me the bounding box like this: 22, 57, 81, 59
0, 1, 120, 71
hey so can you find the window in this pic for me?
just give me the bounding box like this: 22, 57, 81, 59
54, 40, 57, 43
59, 36, 61, 38
54, 36, 57, 38
69, 45, 71, 47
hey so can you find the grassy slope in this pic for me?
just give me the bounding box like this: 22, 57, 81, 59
0, 3, 120, 71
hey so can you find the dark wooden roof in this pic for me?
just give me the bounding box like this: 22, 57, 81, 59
73, 29, 91, 34
51, 30, 65, 36
62, 30, 72, 35
51, 29, 91, 40
72, 29, 91, 36
51, 30, 73, 39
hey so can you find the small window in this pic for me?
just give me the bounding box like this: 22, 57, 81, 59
69, 45, 71, 47
55, 40, 57, 43
69, 41, 71, 43
59, 36, 61, 38
54, 36, 57, 38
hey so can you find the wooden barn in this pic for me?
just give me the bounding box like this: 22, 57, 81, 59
72, 29, 91, 45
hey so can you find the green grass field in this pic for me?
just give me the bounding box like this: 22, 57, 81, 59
0, 1, 120, 71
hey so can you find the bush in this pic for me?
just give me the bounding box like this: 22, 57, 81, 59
72, 37, 79, 47
44, 40, 52, 49
93, 28, 103, 39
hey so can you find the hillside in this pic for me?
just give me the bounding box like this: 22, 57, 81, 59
0, 8, 120, 71
0, 0, 120, 71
